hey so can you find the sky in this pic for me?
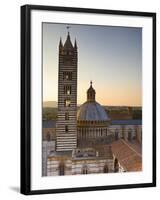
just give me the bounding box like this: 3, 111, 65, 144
43, 23, 142, 106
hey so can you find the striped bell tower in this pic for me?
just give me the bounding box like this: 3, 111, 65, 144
56, 31, 78, 151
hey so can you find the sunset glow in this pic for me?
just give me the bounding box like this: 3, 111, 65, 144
43, 23, 142, 106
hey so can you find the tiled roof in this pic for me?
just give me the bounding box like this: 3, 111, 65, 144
94, 145, 113, 159
43, 120, 56, 128
111, 119, 142, 125
111, 139, 142, 171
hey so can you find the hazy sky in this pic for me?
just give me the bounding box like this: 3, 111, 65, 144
43, 23, 142, 106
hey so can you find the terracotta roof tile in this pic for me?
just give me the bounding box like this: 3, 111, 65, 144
111, 139, 142, 171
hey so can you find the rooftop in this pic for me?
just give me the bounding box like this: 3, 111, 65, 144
111, 119, 142, 125
111, 139, 142, 171
42, 119, 142, 128
72, 145, 113, 160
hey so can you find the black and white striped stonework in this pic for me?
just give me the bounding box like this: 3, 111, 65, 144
56, 33, 78, 151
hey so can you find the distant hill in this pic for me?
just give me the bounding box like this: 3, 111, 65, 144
43, 101, 57, 108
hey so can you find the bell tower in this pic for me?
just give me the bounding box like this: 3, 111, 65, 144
56, 31, 78, 151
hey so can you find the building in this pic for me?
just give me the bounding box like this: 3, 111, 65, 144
111, 139, 142, 172
42, 141, 55, 176
77, 81, 111, 147
56, 32, 78, 151
47, 145, 114, 176
110, 119, 142, 143
42, 31, 142, 176
42, 120, 56, 141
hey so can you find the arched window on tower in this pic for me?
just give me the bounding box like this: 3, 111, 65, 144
65, 112, 69, 120
65, 125, 69, 132
64, 99, 71, 107
64, 85, 71, 95
59, 162, 65, 176
63, 72, 72, 80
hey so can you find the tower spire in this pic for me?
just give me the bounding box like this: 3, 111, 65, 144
66, 26, 70, 37
74, 39, 77, 49
63, 26, 73, 49
59, 37, 63, 48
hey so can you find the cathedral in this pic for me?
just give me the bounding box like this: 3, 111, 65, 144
77, 81, 110, 147
42, 31, 142, 176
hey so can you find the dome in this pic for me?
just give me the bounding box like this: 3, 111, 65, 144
77, 101, 109, 121
77, 81, 110, 122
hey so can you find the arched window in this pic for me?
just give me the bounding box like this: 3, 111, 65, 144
63, 72, 72, 80
103, 165, 109, 173
121, 126, 125, 139
128, 129, 132, 141
114, 158, 119, 173
115, 129, 118, 140
82, 165, 88, 174
101, 129, 103, 137
65, 112, 69, 120
106, 128, 107, 136
65, 125, 68, 132
64, 85, 71, 95
59, 162, 65, 176
64, 99, 71, 107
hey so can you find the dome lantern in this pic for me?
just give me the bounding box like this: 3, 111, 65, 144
77, 81, 110, 122
87, 81, 96, 102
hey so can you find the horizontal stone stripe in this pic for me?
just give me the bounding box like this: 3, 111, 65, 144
56, 117, 77, 120
56, 139, 77, 142
56, 144, 77, 147
56, 135, 77, 138
56, 135, 77, 137
56, 146, 76, 148
56, 122, 77, 125
56, 126, 77, 128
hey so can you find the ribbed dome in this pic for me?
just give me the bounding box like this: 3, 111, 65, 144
77, 101, 109, 121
